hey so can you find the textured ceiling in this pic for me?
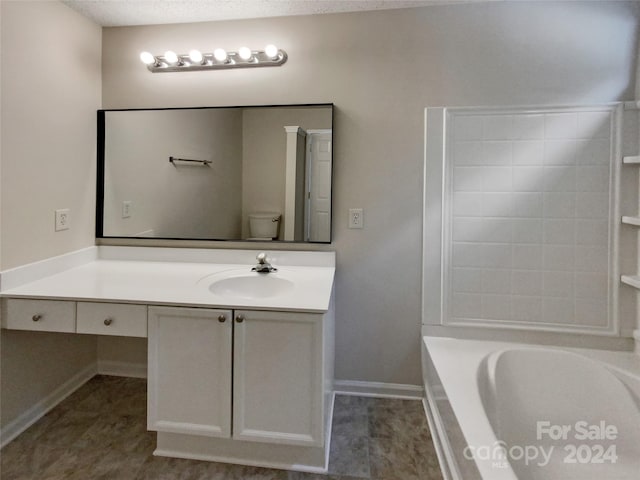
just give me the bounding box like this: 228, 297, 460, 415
62, 0, 484, 27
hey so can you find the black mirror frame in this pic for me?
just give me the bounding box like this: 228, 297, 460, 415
96, 103, 334, 244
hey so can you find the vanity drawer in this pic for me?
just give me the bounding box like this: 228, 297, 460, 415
77, 302, 147, 338
3, 298, 76, 333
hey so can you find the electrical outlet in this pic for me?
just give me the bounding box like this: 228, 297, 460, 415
348, 208, 364, 229
122, 200, 133, 218
55, 209, 70, 231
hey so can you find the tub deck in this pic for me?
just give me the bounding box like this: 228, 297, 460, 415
422, 336, 640, 480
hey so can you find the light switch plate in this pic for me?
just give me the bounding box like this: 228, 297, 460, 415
122, 200, 132, 218
348, 208, 364, 229
55, 209, 70, 231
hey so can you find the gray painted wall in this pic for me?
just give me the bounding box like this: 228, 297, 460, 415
101, 1, 640, 386
1, 0, 101, 270
0, 0, 101, 427
0, 3, 638, 430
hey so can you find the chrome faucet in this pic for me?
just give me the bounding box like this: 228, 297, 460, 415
252, 252, 278, 273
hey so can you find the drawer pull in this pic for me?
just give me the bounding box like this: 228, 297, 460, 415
32, 314, 42, 322
236, 315, 244, 323
218, 314, 226, 323
104, 318, 113, 326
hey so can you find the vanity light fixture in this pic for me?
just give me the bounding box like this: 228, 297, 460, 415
140, 45, 287, 72
238, 46, 253, 61
213, 48, 228, 63
163, 50, 179, 65
139, 51, 158, 66
188, 49, 204, 64
264, 44, 279, 59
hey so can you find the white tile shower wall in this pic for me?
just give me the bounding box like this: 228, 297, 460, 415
444, 105, 620, 333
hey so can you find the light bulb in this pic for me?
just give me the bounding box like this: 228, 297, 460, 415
238, 47, 252, 60
264, 44, 278, 59
188, 49, 203, 63
213, 48, 227, 62
139, 51, 156, 65
164, 50, 179, 64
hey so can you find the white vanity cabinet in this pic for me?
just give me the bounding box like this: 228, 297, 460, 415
2, 299, 148, 337
147, 307, 328, 449
233, 309, 324, 447
0, 248, 336, 472
147, 306, 233, 438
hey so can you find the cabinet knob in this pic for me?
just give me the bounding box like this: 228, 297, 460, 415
104, 318, 113, 326
32, 314, 42, 322
218, 314, 226, 323
236, 315, 244, 323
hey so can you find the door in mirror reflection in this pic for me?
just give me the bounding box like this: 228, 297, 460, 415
307, 130, 332, 242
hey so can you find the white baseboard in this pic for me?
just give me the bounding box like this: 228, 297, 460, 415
333, 380, 424, 400
1, 361, 146, 448
97, 360, 147, 378
0, 363, 97, 448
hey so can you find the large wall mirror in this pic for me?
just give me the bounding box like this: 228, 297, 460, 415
97, 104, 333, 243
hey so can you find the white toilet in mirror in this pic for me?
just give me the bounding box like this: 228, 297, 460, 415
248, 212, 281, 240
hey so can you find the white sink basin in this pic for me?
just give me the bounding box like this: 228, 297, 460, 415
208, 273, 295, 299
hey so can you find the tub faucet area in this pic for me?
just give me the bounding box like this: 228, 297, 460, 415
252, 252, 278, 273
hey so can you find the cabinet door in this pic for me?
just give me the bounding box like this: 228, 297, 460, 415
148, 306, 232, 438
233, 309, 324, 446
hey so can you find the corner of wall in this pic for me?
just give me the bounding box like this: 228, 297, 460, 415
0, 0, 102, 440
0, 0, 101, 270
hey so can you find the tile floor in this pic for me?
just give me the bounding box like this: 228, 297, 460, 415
1, 376, 443, 480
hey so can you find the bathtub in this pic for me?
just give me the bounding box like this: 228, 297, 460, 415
422, 337, 640, 480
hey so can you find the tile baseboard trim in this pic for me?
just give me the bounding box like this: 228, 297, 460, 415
333, 380, 424, 400
422, 397, 455, 480
323, 392, 335, 472
97, 360, 147, 378
0, 362, 97, 448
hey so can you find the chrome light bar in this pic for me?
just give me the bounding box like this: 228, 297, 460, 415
140, 46, 287, 73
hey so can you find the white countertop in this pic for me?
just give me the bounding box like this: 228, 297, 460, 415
0, 249, 335, 313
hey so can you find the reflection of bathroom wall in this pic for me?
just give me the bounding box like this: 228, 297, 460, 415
104, 109, 242, 238
241, 107, 331, 239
